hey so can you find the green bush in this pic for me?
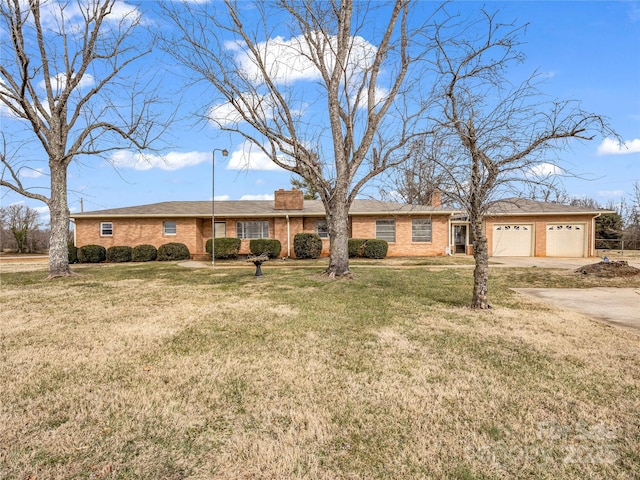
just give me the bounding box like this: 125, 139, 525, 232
132, 244, 157, 262
207, 237, 241, 259
294, 233, 323, 259
106, 245, 133, 263
77, 244, 106, 263
249, 239, 282, 259
68, 242, 78, 264
348, 238, 367, 258
348, 239, 388, 259
157, 242, 190, 261
363, 239, 388, 259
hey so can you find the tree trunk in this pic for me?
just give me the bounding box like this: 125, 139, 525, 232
471, 215, 490, 309
48, 164, 72, 278
324, 196, 351, 278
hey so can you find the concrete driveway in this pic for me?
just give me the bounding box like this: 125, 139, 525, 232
497, 256, 640, 335
512, 287, 640, 335
490, 256, 640, 270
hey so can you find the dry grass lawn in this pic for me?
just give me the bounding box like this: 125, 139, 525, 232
0, 261, 639, 479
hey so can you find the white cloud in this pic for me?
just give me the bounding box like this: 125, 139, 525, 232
0, 78, 19, 117
225, 142, 288, 171
34, 205, 50, 222
109, 150, 210, 171
19, 167, 45, 178
597, 137, 640, 155
232, 32, 378, 86
232, 34, 322, 84
528, 162, 564, 177
208, 93, 279, 127
39, 1, 141, 32
211, 33, 381, 128
240, 194, 275, 201
597, 190, 625, 198
209, 93, 310, 128
38, 73, 95, 94
213, 195, 230, 201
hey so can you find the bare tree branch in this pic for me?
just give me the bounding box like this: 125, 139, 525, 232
162, 0, 441, 276
0, 0, 169, 277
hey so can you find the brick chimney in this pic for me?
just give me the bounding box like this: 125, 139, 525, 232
429, 190, 442, 207
274, 189, 304, 210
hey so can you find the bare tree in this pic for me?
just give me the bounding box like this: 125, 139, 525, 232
385, 137, 455, 206
426, 11, 615, 308
163, 0, 440, 277
0, 204, 40, 253
0, 0, 166, 277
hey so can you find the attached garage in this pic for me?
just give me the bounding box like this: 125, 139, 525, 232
546, 223, 587, 257
492, 223, 533, 256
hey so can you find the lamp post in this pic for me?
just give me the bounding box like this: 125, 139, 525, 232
212, 148, 229, 268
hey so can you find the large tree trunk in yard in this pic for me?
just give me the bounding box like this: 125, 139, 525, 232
471, 215, 490, 309
325, 196, 351, 278
48, 164, 72, 278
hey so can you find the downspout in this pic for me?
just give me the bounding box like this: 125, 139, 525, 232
446, 215, 452, 255
286, 214, 291, 258
71, 219, 76, 247
592, 213, 601, 257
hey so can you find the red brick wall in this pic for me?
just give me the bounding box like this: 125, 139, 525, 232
274, 189, 303, 210
351, 215, 450, 256
76, 213, 455, 259
74, 217, 202, 255
302, 217, 331, 256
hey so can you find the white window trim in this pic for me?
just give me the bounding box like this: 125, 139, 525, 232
376, 219, 396, 243
315, 220, 329, 239
236, 220, 270, 239
412, 218, 432, 243
214, 221, 226, 239
100, 222, 113, 237
163, 220, 177, 236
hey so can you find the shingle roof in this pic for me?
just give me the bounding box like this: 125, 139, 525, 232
70, 197, 610, 219
71, 199, 455, 219
486, 198, 612, 216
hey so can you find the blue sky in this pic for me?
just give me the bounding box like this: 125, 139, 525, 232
1, 0, 639, 223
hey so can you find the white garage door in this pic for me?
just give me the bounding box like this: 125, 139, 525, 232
492, 224, 533, 256
546, 223, 586, 257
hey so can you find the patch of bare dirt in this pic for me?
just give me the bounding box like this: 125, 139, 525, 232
575, 260, 640, 278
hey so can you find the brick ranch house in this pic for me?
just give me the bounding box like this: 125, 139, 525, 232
71, 189, 608, 259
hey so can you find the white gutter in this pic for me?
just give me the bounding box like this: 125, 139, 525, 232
286, 214, 291, 258
447, 215, 452, 255
70, 219, 76, 247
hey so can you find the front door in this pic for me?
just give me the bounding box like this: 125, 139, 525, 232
453, 225, 467, 254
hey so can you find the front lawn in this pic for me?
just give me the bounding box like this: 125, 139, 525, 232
1, 262, 638, 479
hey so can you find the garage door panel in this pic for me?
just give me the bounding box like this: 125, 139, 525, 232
546, 224, 586, 257
493, 224, 533, 256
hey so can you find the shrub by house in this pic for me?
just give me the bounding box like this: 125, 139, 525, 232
206, 237, 242, 259
77, 244, 106, 263
249, 239, 281, 259
132, 244, 158, 262
157, 242, 190, 261
294, 233, 322, 259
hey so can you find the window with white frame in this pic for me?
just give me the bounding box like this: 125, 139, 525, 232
163, 221, 177, 236
214, 221, 226, 238
376, 219, 396, 243
236, 221, 269, 239
412, 218, 432, 242
100, 222, 113, 236
315, 220, 329, 239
